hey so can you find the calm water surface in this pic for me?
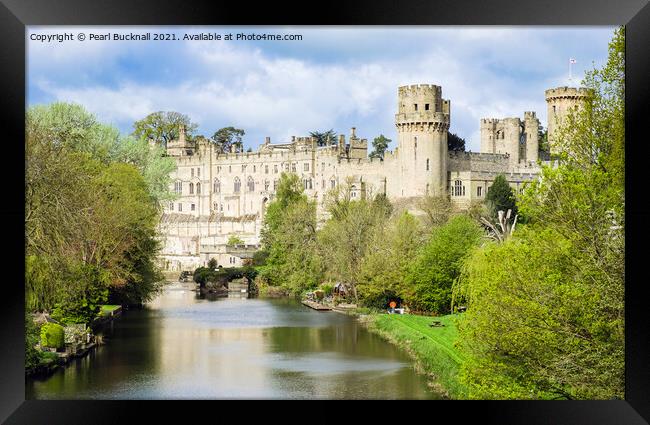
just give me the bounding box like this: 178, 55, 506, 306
27, 283, 439, 399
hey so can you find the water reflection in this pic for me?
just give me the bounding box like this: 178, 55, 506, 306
27, 284, 438, 399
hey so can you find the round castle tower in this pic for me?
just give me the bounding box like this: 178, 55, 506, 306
545, 86, 591, 154
395, 84, 450, 197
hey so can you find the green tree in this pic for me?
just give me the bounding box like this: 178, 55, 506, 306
357, 212, 425, 307
448, 132, 466, 152
485, 174, 517, 220
404, 215, 482, 314
212, 127, 245, 153
309, 129, 337, 146
417, 194, 453, 229
369, 134, 391, 159
227, 235, 245, 246
318, 186, 391, 302
456, 27, 625, 400
133, 111, 198, 148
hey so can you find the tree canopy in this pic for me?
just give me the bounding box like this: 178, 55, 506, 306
370, 134, 391, 159
212, 127, 245, 153
132, 111, 198, 148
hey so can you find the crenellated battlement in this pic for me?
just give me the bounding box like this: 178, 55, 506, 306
545, 86, 592, 100
398, 84, 442, 97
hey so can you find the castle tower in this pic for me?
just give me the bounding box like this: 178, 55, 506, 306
395, 84, 450, 197
545, 86, 591, 155
523, 111, 540, 163
480, 118, 498, 153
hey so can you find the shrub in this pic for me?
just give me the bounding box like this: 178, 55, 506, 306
40, 322, 65, 350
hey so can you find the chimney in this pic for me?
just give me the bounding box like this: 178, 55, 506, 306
350, 127, 357, 138
264, 136, 271, 144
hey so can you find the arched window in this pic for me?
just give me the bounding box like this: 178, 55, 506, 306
426, 158, 430, 171
234, 177, 241, 193
247, 176, 255, 192
213, 178, 220, 194
174, 181, 182, 194
196, 183, 201, 194
264, 179, 270, 191
189, 182, 194, 194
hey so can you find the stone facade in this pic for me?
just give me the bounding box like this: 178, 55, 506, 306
545, 86, 592, 154
158, 84, 583, 271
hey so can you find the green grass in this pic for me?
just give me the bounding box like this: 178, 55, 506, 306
364, 313, 467, 399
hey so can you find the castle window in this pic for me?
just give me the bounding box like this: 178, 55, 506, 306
234, 177, 241, 193
169, 202, 174, 211
196, 183, 201, 194
304, 163, 310, 172
191, 203, 195, 211
174, 181, 182, 194
247, 176, 255, 192
274, 165, 278, 174
553, 105, 556, 115
331, 179, 336, 189
213, 202, 218, 211
217, 166, 221, 174
425, 104, 430, 111
303, 178, 312, 190
229, 166, 232, 173
426, 158, 430, 171
264, 179, 270, 191
274, 179, 278, 191
477, 186, 482, 197
242, 164, 246, 172
426, 184, 430, 195
292, 163, 297, 173
453, 180, 464, 197
253, 165, 256, 173
191, 168, 194, 178
213, 178, 220, 194
220, 204, 223, 212
197, 168, 200, 177
414, 104, 418, 111
265, 165, 269, 174
285, 163, 289, 172
178, 203, 183, 212
189, 182, 194, 194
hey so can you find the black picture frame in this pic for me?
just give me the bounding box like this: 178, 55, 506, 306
2, 0, 648, 423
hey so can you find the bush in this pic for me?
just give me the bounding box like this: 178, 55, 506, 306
40, 322, 65, 350
320, 283, 334, 297
252, 250, 269, 266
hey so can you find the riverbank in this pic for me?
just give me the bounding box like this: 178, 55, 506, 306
360, 313, 467, 399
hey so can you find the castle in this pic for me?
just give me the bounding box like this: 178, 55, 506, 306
157, 84, 584, 271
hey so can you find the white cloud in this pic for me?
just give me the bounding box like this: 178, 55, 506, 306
29, 26, 614, 151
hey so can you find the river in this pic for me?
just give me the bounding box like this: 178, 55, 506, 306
26, 282, 439, 399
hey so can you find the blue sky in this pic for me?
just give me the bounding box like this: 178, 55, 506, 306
27, 26, 615, 152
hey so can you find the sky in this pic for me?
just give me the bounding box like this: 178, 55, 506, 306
27, 26, 615, 152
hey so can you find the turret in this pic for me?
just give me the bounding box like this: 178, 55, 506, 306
395, 84, 450, 196
545, 86, 591, 154
523, 111, 539, 163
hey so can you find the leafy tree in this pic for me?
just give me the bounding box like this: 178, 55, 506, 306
227, 235, 245, 246
318, 188, 391, 302
448, 132, 466, 152
133, 111, 198, 148
357, 212, 425, 308
404, 215, 482, 314
485, 174, 517, 220
212, 127, 245, 153
369, 134, 391, 159
417, 194, 453, 229
456, 27, 625, 400
208, 258, 219, 269
309, 129, 337, 146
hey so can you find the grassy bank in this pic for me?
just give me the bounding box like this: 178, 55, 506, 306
362, 313, 466, 399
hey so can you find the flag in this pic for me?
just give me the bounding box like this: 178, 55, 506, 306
569, 58, 577, 64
